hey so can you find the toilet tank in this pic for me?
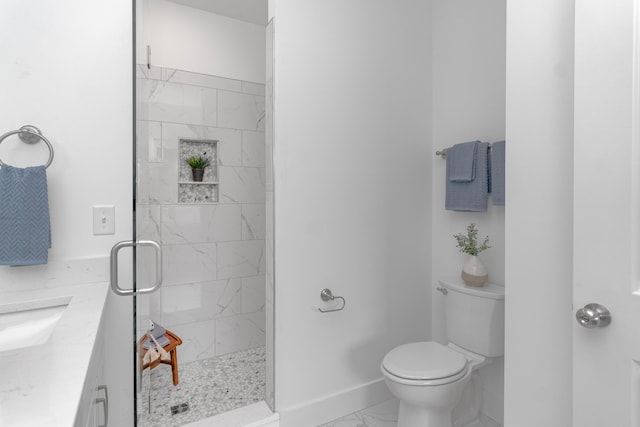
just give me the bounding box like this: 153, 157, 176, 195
440, 279, 505, 357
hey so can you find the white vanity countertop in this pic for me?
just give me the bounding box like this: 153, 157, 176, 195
0, 282, 109, 427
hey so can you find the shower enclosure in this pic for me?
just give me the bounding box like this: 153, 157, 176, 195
119, 0, 275, 425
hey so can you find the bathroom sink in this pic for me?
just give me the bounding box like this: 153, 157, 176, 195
0, 296, 71, 352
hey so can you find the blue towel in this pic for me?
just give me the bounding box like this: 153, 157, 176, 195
445, 142, 489, 212
447, 141, 480, 182
490, 141, 505, 205
149, 321, 166, 339
0, 165, 51, 266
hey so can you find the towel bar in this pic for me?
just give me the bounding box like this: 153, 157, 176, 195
436, 149, 448, 158
436, 142, 494, 159
0, 125, 55, 169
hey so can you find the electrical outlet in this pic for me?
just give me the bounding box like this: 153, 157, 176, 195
93, 205, 115, 235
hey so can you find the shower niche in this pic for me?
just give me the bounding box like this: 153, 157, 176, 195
178, 138, 219, 203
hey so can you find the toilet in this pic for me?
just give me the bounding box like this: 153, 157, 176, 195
381, 279, 505, 427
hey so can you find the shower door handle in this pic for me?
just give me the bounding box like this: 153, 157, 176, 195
109, 240, 163, 296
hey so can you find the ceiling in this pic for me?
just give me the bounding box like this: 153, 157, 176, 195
166, 0, 268, 25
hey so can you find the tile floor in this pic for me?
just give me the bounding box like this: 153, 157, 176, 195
135, 346, 502, 427
138, 346, 265, 427
319, 399, 503, 427
318, 400, 399, 427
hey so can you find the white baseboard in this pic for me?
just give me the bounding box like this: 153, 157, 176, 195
279, 378, 393, 427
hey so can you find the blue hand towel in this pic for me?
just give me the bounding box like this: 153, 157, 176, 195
0, 165, 51, 266
447, 141, 480, 182
149, 321, 166, 339
490, 141, 505, 205
445, 142, 489, 212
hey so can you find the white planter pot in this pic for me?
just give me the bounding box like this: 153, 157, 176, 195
461, 255, 488, 287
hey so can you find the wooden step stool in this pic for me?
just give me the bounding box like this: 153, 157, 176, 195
137, 329, 183, 385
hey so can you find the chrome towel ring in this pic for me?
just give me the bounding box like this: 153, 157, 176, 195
0, 125, 55, 169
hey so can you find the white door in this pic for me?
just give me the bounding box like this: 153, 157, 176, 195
573, 0, 640, 425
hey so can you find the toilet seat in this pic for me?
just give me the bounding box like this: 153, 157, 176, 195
382, 342, 469, 386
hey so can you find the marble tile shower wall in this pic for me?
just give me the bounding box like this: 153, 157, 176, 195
136, 66, 266, 364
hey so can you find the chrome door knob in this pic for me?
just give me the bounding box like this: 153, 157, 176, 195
576, 303, 612, 328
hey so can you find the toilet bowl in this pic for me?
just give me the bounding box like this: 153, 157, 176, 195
381, 341, 484, 427
381, 279, 505, 427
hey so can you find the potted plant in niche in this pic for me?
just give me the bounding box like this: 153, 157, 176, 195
186, 155, 210, 182
454, 223, 490, 287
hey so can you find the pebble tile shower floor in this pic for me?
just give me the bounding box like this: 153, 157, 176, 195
137, 346, 266, 427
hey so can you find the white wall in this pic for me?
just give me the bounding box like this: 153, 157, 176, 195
0, 0, 133, 274
272, 1, 432, 424
0, 2, 134, 426
268, 0, 275, 21
504, 0, 574, 426
430, 0, 506, 423
430, 0, 506, 336
139, 0, 266, 83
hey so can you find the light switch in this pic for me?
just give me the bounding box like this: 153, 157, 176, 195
93, 205, 115, 235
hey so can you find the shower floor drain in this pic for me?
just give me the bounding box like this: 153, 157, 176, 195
170, 403, 190, 415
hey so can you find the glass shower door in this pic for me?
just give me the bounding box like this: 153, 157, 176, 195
133, 58, 174, 425
131, 1, 273, 424
132, 233, 169, 425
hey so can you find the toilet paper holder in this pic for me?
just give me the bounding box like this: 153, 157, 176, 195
318, 288, 346, 313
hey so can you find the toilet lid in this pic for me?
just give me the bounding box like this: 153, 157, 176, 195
382, 342, 467, 380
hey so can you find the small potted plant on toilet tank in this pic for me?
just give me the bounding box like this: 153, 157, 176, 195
187, 155, 210, 182
454, 223, 490, 287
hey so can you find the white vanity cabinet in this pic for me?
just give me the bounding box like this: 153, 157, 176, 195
75, 317, 108, 427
